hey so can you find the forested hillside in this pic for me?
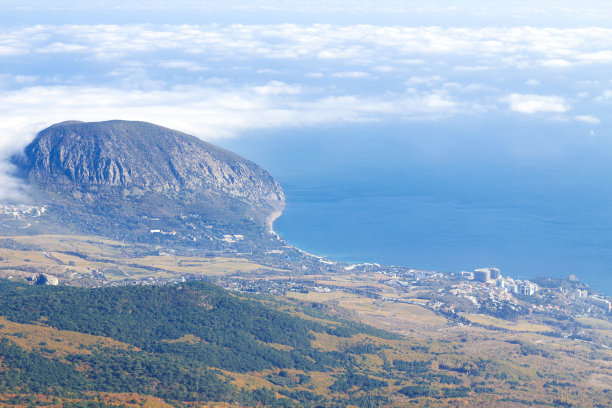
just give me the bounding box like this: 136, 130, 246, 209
0, 282, 399, 407
0, 281, 608, 407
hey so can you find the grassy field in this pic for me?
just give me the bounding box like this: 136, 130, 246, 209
0, 234, 289, 284
462, 313, 553, 333
0, 316, 133, 357
287, 291, 447, 335
578, 316, 612, 330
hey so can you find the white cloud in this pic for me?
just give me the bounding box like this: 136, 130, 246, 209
405, 76, 444, 85
372, 65, 394, 72
1, 79, 470, 201
398, 59, 425, 65
575, 115, 600, 124
3, 20, 610, 198
0, 161, 28, 202
538, 59, 572, 68
443, 82, 496, 93
453, 65, 491, 72
5, 24, 612, 71
251, 81, 302, 95
159, 60, 209, 72
331, 71, 371, 78
0, 74, 40, 89
0, 83, 473, 148
577, 80, 600, 85
38, 41, 88, 53
0, 121, 34, 201
257, 68, 280, 74
421, 93, 455, 109
575, 50, 612, 64
13, 75, 39, 84
506, 93, 570, 114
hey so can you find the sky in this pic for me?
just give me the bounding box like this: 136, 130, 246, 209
1, 0, 612, 199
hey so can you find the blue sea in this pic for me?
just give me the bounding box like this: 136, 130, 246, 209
220, 117, 612, 295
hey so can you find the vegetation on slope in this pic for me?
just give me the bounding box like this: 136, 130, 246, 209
0, 281, 394, 406
0, 281, 609, 407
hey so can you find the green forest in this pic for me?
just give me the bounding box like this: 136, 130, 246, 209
0, 281, 422, 407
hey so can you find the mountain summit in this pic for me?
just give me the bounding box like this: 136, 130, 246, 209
23, 120, 284, 206
14, 120, 285, 245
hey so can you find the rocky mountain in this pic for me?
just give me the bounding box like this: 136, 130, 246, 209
11, 120, 285, 246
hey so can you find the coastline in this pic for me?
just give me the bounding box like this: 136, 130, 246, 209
267, 206, 338, 262
266, 209, 283, 238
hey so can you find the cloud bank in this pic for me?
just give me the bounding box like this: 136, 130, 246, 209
4, 25, 612, 70
0, 83, 466, 142
0, 82, 466, 200
1, 22, 610, 200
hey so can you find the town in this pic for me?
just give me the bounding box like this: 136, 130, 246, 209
1, 204, 611, 351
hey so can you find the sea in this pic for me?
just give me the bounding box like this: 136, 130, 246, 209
220, 117, 612, 296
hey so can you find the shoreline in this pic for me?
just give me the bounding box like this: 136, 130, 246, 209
266, 209, 283, 238
270, 211, 609, 297
267, 207, 337, 262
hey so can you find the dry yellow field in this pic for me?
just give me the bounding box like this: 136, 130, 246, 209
287, 290, 446, 335
578, 317, 612, 330
0, 234, 289, 283
125, 255, 287, 276
286, 290, 348, 302
462, 313, 553, 333
0, 316, 133, 357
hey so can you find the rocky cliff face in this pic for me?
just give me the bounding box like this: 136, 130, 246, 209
23, 120, 284, 210
13, 121, 285, 244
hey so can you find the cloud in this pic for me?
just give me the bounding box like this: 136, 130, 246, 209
257, 68, 280, 74
575, 50, 612, 64
0, 23, 601, 129
0, 82, 473, 200
575, 115, 600, 124
0, 74, 40, 88
505, 93, 570, 114
0, 83, 472, 149
442, 82, 496, 93
453, 65, 491, 72
331, 71, 371, 78
251, 81, 302, 95
538, 59, 572, 68
406, 76, 444, 86
159, 60, 209, 72
0, 122, 33, 202
38, 41, 88, 53
2, 20, 610, 199
0, 162, 28, 202
372, 65, 394, 72
5, 24, 612, 71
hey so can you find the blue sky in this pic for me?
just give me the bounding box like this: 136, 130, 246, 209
1, 1, 612, 198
